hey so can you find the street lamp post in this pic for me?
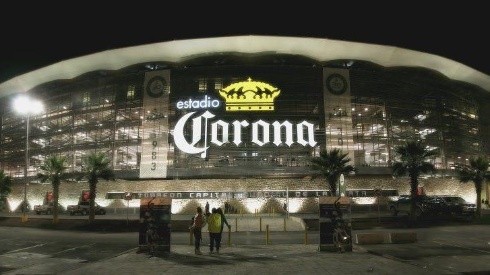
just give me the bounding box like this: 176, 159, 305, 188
13, 96, 43, 222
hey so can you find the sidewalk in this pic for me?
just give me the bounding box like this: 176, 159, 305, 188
55, 244, 429, 275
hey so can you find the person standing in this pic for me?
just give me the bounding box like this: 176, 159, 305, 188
205, 201, 210, 215
207, 208, 222, 254
224, 202, 229, 214
189, 206, 205, 255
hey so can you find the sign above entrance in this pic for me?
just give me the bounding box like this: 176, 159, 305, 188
106, 189, 399, 200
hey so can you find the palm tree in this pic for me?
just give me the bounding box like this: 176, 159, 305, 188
0, 170, 13, 212
81, 152, 114, 223
457, 156, 490, 218
392, 141, 438, 222
311, 149, 355, 196
37, 155, 68, 224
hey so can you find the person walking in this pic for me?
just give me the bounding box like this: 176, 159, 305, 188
217, 207, 231, 234
189, 206, 206, 255
207, 208, 222, 254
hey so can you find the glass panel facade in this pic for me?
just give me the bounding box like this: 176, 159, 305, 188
0, 57, 487, 180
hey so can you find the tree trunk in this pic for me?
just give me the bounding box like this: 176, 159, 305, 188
89, 180, 97, 223
409, 174, 419, 224
475, 180, 482, 218
486, 181, 490, 209
53, 181, 59, 224
329, 181, 335, 196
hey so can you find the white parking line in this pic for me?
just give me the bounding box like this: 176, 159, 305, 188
432, 240, 490, 254
52, 243, 96, 255
5, 243, 48, 254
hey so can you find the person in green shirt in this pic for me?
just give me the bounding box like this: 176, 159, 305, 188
207, 208, 222, 254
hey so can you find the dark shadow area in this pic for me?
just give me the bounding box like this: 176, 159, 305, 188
0, 213, 487, 233
146, 248, 277, 267
365, 242, 486, 260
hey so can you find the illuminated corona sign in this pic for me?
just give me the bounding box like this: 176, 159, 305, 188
172, 78, 317, 157
218, 78, 280, 111
173, 111, 317, 158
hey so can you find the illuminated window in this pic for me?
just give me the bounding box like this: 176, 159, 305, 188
214, 78, 223, 90
82, 92, 90, 105
127, 85, 135, 100
198, 78, 207, 92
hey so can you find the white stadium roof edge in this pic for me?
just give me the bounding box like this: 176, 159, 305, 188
1, 35, 489, 97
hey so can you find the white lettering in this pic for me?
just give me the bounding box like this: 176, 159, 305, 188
172, 111, 317, 156
176, 95, 221, 110
272, 121, 293, 146
211, 120, 229, 146
173, 111, 215, 157
252, 120, 270, 146
192, 100, 200, 108
232, 120, 249, 146
296, 121, 317, 147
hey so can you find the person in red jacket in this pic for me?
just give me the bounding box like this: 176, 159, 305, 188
189, 206, 206, 255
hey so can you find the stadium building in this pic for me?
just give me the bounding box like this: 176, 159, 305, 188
0, 36, 489, 213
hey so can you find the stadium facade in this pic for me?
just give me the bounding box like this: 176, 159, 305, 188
0, 36, 489, 212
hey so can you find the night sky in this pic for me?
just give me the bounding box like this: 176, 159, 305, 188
1, 6, 488, 84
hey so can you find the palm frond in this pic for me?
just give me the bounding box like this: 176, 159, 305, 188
456, 156, 489, 218
0, 170, 13, 196
310, 149, 354, 194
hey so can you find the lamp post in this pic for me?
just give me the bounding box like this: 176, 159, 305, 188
13, 95, 43, 222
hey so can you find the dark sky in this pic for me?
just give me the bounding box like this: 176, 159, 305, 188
1, 6, 488, 84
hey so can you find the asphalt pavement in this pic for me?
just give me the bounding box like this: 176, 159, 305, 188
1, 210, 490, 274
66, 224, 490, 275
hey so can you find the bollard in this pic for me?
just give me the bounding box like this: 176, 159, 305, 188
304, 227, 308, 245
266, 224, 270, 245
260, 217, 262, 232
189, 228, 193, 245
283, 218, 287, 232
235, 218, 238, 232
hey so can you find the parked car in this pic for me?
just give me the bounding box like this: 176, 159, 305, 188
34, 202, 64, 215
388, 195, 439, 217
437, 196, 476, 219
67, 201, 106, 216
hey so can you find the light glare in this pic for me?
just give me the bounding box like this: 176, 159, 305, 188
13, 95, 44, 115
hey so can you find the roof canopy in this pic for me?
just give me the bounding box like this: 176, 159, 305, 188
1, 35, 489, 97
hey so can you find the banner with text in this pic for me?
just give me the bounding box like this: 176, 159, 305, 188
139, 70, 171, 178
323, 67, 354, 163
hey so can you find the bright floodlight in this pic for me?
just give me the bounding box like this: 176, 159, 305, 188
13, 95, 44, 115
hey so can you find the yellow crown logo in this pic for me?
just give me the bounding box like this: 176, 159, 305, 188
218, 78, 281, 111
